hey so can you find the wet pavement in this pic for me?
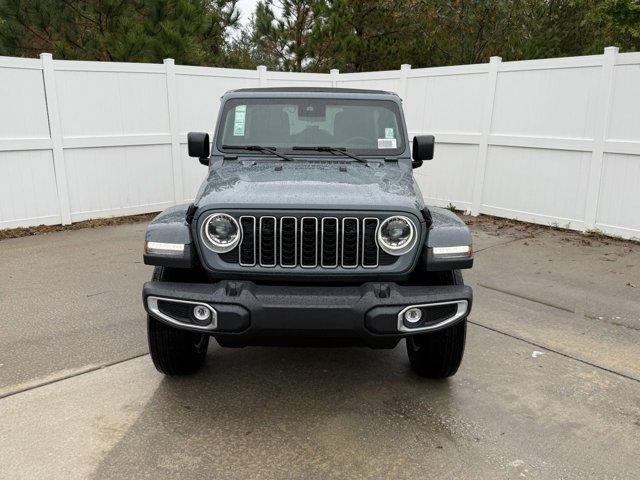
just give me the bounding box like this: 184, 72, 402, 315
0, 218, 639, 479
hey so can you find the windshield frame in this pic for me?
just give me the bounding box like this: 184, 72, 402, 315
215, 96, 407, 158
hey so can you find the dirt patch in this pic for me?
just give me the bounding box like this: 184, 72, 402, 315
2, 209, 638, 250
461, 213, 544, 240
0, 213, 159, 242
460, 212, 639, 248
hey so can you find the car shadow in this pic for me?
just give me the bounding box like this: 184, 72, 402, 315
91, 342, 460, 479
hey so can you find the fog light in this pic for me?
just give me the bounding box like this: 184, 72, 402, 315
193, 305, 211, 323
404, 307, 423, 324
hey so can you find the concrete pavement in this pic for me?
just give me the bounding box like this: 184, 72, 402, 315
0, 218, 639, 479
0, 223, 151, 391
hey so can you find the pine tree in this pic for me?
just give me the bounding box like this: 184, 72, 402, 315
1, 0, 638, 68
319, 0, 417, 72
251, 0, 327, 71
589, 0, 640, 52
0, 0, 240, 64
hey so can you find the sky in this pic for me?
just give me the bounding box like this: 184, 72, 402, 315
236, 0, 260, 26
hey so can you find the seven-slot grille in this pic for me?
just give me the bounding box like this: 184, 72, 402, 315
226, 215, 396, 269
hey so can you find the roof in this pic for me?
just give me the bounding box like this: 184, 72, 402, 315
230, 87, 396, 95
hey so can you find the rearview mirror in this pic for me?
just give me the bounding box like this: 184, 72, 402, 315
412, 135, 435, 168
188, 132, 210, 165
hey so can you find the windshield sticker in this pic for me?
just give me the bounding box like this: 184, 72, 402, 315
378, 138, 397, 149
385, 128, 395, 139
233, 105, 246, 136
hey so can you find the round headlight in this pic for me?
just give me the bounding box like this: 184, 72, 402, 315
377, 216, 417, 255
202, 213, 241, 253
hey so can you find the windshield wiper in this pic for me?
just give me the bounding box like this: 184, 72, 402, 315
222, 145, 294, 162
292, 146, 367, 164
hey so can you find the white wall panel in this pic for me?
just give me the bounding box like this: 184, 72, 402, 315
1, 53, 639, 239
492, 67, 600, 139
266, 71, 331, 88
608, 65, 640, 142
0, 150, 60, 227
180, 144, 209, 202
481, 146, 590, 222
596, 153, 640, 232
265, 78, 332, 88
337, 78, 400, 93
64, 145, 174, 220
0, 67, 50, 139
55, 70, 170, 138
405, 74, 486, 134
414, 144, 478, 209
176, 74, 259, 135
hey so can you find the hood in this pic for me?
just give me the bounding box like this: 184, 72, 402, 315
194, 159, 425, 214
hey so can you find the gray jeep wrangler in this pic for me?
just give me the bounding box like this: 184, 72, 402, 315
142, 87, 473, 378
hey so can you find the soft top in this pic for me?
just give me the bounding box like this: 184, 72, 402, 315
229, 87, 396, 95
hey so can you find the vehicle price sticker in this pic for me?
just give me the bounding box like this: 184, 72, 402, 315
377, 138, 397, 149
233, 105, 246, 136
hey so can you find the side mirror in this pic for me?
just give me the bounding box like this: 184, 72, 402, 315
188, 132, 210, 166
411, 135, 435, 168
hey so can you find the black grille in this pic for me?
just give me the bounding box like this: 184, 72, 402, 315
280, 217, 297, 266
259, 217, 276, 266
157, 300, 193, 323
341, 218, 359, 267
423, 304, 458, 324
362, 219, 379, 267
219, 215, 402, 269
301, 218, 318, 267
239, 216, 256, 265
321, 218, 338, 267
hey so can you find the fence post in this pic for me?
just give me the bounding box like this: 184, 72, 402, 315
330, 69, 339, 88
40, 53, 72, 225
399, 64, 411, 101
164, 58, 184, 204
583, 46, 618, 231
470, 56, 501, 216
257, 65, 267, 86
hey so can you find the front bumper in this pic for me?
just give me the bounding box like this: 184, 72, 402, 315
142, 280, 472, 348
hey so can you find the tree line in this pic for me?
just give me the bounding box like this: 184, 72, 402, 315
1, 0, 638, 72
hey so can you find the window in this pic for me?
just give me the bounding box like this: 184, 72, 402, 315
218, 98, 405, 156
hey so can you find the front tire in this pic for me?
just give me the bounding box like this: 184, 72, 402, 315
406, 270, 467, 378
147, 267, 209, 375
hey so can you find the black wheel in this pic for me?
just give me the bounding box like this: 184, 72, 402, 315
147, 266, 209, 375
406, 270, 467, 378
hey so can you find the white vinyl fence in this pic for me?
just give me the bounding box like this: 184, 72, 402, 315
1, 48, 639, 239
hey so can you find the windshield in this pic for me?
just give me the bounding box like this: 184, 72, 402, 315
217, 97, 405, 156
